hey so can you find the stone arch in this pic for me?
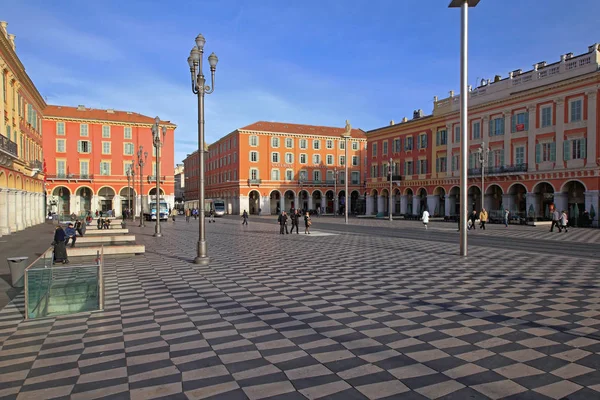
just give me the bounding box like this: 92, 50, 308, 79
560, 179, 588, 193
248, 189, 260, 215
351, 190, 361, 215
485, 184, 504, 212
448, 186, 460, 217
15, 175, 22, 190
148, 187, 165, 196
0, 170, 6, 187
325, 189, 335, 214
97, 186, 116, 213
370, 188, 379, 197
298, 189, 310, 212
468, 185, 482, 212
269, 190, 281, 214
561, 180, 586, 225
532, 181, 555, 219
416, 188, 427, 214
433, 186, 446, 216
311, 189, 323, 213
283, 189, 296, 212
52, 186, 71, 215
7, 173, 14, 189
76, 186, 94, 214
508, 183, 527, 217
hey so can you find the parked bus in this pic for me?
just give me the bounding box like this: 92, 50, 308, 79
205, 199, 226, 217
145, 200, 169, 221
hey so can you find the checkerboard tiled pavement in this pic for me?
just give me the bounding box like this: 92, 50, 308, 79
0, 217, 599, 399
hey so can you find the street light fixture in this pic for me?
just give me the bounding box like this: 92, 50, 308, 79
126, 169, 132, 219
388, 157, 393, 222
341, 121, 352, 224
449, 0, 480, 256
152, 116, 168, 238
477, 142, 490, 212
334, 167, 337, 216
137, 146, 148, 227
130, 162, 136, 221
188, 33, 218, 265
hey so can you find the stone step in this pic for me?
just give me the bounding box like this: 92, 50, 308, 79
44, 244, 145, 258
76, 235, 137, 244
85, 228, 129, 235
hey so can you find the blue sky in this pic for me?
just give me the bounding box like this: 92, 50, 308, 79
4, 0, 600, 165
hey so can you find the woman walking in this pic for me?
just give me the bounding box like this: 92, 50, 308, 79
560, 210, 569, 233
479, 208, 488, 230
52, 225, 69, 264
304, 211, 312, 234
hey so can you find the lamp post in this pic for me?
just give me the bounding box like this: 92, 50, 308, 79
188, 33, 218, 265
449, 0, 480, 256
341, 121, 351, 224
389, 157, 393, 221
477, 142, 489, 212
130, 162, 136, 221
334, 167, 337, 216
126, 169, 131, 219
137, 146, 148, 227
152, 116, 167, 238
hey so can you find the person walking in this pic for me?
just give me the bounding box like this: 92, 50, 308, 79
171, 208, 177, 222
278, 211, 288, 234
421, 209, 430, 230
504, 209, 510, 227
290, 210, 299, 234
560, 210, 569, 233
304, 211, 312, 234
209, 209, 215, 223
550, 208, 561, 232
65, 223, 77, 248
479, 208, 488, 230
52, 225, 69, 264
185, 208, 191, 223
242, 210, 249, 225
468, 210, 478, 231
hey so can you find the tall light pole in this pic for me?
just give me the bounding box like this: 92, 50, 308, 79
152, 116, 167, 238
130, 162, 136, 221
188, 33, 218, 265
126, 169, 131, 219
137, 146, 148, 227
449, 0, 480, 256
341, 121, 351, 224
389, 157, 393, 221
334, 167, 337, 216
478, 142, 489, 212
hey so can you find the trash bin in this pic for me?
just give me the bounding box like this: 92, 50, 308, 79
7, 257, 29, 288
121, 220, 127, 229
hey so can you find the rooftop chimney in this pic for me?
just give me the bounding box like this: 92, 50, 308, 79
449, 90, 455, 97
494, 75, 501, 82
589, 43, 599, 52
106, 109, 115, 114
77, 105, 86, 111
433, 96, 438, 102
0, 21, 7, 38
565, 52, 574, 59
512, 69, 522, 76
402, 117, 408, 123
7, 34, 15, 50
390, 120, 395, 126
413, 109, 424, 119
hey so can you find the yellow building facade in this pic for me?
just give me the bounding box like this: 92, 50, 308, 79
0, 21, 47, 236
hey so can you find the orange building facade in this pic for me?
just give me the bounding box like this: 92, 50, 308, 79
42, 105, 176, 217
366, 44, 600, 225
184, 121, 367, 215
0, 21, 46, 236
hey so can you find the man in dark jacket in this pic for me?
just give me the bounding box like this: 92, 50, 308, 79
278, 212, 289, 234
289, 210, 299, 234
65, 223, 77, 247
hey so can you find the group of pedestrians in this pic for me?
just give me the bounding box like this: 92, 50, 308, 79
277, 209, 312, 234
550, 209, 570, 233
51, 219, 87, 264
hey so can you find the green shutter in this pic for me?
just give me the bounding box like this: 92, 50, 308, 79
581, 138, 587, 159
436, 158, 440, 172
524, 112, 529, 131
535, 144, 541, 163
436, 132, 439, 146
511, 114, 516, 133
500, 118, 505, 135
563, 141, 571, 161
489, 119, 493, 136
77, 140, 82, 153
550, 142, 556, 161
500, 151, 505, 167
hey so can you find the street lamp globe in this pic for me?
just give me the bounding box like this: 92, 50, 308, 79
187, 56, 194, 68
195, 34, 206, 50
154, 116, 160, 125
190, 46, 200, 63
208, 52, 219, 68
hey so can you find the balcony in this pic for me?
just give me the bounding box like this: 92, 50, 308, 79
0, 135, 18, 158
29, 160, 43, 170
247, 179, 262, 185
468, 163, 528, 177
46, 174, 94, 181
147, 175, 167, 183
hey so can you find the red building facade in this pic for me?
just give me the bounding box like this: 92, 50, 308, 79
42, 105, 176, 217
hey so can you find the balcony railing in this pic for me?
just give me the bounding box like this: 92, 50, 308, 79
0, 135, 18, 157
47, 174, 94, 180
248, 179, 262, 185
29, 160, 43, 170
468, 163, 528, 177
147, 175, 167, 183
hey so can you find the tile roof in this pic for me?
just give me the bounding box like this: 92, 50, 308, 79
44, 105, 176, 126
240, 121, 367, 139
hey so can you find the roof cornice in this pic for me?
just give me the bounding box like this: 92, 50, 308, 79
237, 129, 367, 141
43, 114, 177, 128
0, 32, 46, 110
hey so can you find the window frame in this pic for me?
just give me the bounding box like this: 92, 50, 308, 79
124, 126, 132, 139
541, 106, 552, 128
285, 138, 293, 148
102, 125, 111, 138
57, 122, 65, 136
80, 123, 89, 137
250, 151, 259, 162
312, 139, 320, 150
271, 152, 279, 163
569, 98, 583, 122
249, 135, 258, 147
300, 139, 307, 149
123, 142, 134, 155
56, 138, 66, 153
102, 141, 111, 155
352, 142, 358, 151
472, 121, 481, 139
271, 137, 280, 148
285, 152, 294, 164
326, 139, 333, 149
299, 153, 307, 164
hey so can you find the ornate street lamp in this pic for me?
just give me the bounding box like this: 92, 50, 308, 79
137, 146, 148, 227
341, 120, 352, 224
188, 33, 218, 265
130, 162, 136, 221
477, 142, 490, 212
152, 116, 167, 237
